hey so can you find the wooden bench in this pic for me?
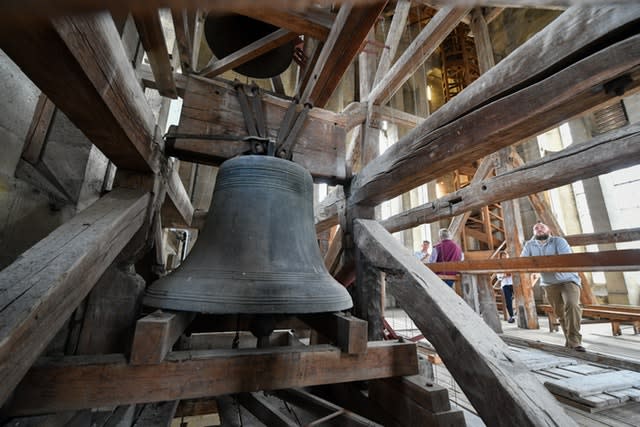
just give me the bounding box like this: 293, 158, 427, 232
539, 304, 640, 336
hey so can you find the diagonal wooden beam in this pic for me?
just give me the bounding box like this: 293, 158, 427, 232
171, 9, 194, 73
1, 13, 161, 173
199, 29, 299, 78
350, 13, 640, 206
300, 2, 387, 108
7, 341, 418, 416
428, 249, 640, 273
354, 219, 577, 427
372, 0, 411, 87
367, 6, 470, 106
134, 10, 178, 98
379, 122, 640, 233
314, 186, 346, 233
0, 189, 150, 406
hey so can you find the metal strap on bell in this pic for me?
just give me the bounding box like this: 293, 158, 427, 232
144, 155, 352, 314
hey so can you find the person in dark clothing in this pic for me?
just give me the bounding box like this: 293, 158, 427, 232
496, 251, 515, 323
428, 228, 463, 287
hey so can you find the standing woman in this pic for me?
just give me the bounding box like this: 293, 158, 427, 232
497, 251, 515, 323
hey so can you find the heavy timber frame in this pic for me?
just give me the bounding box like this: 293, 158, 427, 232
1, 2, 640, 426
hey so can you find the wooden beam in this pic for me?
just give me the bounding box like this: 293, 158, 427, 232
138, 63, 188, 97
367, 6, 470, 106
130, 310, 195, 365
134, 10, 178, 98
300, 2, 386, 108
0, 13, 161, 173
0, 189, 150, 406
428, 249, 640, 274
351, 7, 640, 206
565, 227, 640, 246
314, 187, 346, 233
353, 219, 577, 427
21, 94, 56, 164
372, 0, 411, 87
199, 29, 299, 78
162, 161, 195, 227
381, 122, 640, 233
171, 9, 193, 73
0, 2, 632, 31
176, 76, 346, 182
135, 401, 180, 427
8, 341, 418, 416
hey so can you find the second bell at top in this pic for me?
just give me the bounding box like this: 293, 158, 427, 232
203, 13, 295, 79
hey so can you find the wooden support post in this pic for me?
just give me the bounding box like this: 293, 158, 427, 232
130, 310, 196, 365
354, 219, 577, 427
134, 401, 179, 427
497, 150, 539, 329
300, 312, 368, 355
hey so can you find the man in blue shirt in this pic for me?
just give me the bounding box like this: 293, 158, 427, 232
521, 222, 585, 352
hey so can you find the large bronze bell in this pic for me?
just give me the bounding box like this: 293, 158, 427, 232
204, 14, 295, 79
144, 155, 352, 314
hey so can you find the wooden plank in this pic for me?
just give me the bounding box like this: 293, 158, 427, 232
199, 29, 299, 78
324, 226, 343, 273
21, 94, 56, 164
7, 341, 419, 416
300, 2, 386, 108
368, 6, 470, 106
130, 310, 196, 365
545, 371, 640, 398
380, 121, 640, 233
0, 188, 150, 406
314, 186, 345, 233
133, 10, 178, 98
138, 63, 188, 97
134, 401, 179, 427
350, 7, 640, 206
236, 393, 298, 427
428, 249, 640, 274
565, 227, 640, 246
354, 219, 578, 427
274, 388, 383, 427
0, 13, 161, 173
175, 76, 346, 182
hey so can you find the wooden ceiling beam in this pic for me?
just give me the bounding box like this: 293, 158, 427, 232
350, 6, 640, 206
0, 189, 150, 407
0, 13, 160, 173
367, 6, 470, 106
428, 249, 640, 273
300, 2, 387, 108
354, 219, 577, 426
198, 29, 299, 78
1, 1, 628, 31
134, 10, 178, 98
8, 341, 418, 416
380, 122, 640, 233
